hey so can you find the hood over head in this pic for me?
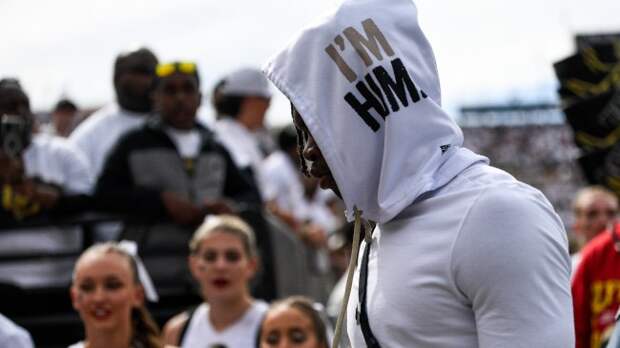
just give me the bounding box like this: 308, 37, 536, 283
264, 0, 487, 223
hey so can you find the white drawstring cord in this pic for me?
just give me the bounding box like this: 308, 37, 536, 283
332, 207, 364, 348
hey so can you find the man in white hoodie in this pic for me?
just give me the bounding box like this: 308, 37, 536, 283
263, 0, 574, 346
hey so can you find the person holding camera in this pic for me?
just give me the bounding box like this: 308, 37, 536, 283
0, 78, 92, 288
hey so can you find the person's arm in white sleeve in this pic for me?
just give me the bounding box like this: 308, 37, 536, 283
57, 140, 93, 194
43, 139, 94, 216
0, 314, 34, 348
68, 120, 94, 166
451, 187, 574, 347
0, 331, 34, 348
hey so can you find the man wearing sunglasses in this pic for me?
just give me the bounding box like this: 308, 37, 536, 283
94, 61, 262, 290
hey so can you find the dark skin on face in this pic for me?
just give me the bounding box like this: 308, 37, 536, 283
152, 72, 234, 224
291, 105, 341, 198
0, 88, 31, 120
0, 88, 31, 183
114, 52, 158, 113
154, 72, 201, 130
52, 107, 77, 137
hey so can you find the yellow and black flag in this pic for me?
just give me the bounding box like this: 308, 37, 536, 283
554, 33, 620, 193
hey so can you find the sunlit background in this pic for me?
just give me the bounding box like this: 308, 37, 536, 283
1, 0, 619, 125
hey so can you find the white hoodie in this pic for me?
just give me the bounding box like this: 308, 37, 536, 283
264, 0, 574, 346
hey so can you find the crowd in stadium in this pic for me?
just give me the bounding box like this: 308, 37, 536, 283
462, 124, 585, 226
0, 47, 352, 348
1, 4, 620, 348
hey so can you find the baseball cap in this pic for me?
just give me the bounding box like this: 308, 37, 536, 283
219, 68, 272, 99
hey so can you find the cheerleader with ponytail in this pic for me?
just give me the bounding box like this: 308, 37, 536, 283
69, 241, 163, 348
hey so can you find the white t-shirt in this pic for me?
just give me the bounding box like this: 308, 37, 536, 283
181, 301, 268, 348
346, 163, 573, 347
69, 103, 149, 184
302, 189, 342, 233
260, 151, 306, 212
261, 151, 341, 232
0, 313, 34, 348
213, 118, 264, 172
165, 127, 201, 159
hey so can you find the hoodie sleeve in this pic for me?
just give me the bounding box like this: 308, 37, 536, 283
451, 187, 574, 347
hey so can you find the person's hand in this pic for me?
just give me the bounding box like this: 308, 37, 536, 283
14, 179, 60, 209
161, 191, 205, 225
203, 199, 235, 215
300, 223, 328, 249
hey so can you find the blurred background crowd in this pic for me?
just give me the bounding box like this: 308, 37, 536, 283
0, 48, 359, 348
1, 1, 620, 347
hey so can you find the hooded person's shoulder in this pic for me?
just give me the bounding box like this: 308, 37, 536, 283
471, 179, 557, 222
451, 175, 569, 285
456, 174, 565, 246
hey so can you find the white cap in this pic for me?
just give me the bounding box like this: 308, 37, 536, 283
219, 68, 272, 98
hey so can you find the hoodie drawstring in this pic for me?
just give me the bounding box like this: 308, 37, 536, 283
332, 207, 364, 348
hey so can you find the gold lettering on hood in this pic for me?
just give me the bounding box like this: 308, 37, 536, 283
344, 19, 395, 67
324, 17, 427, 132
325, 18, 395, 82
